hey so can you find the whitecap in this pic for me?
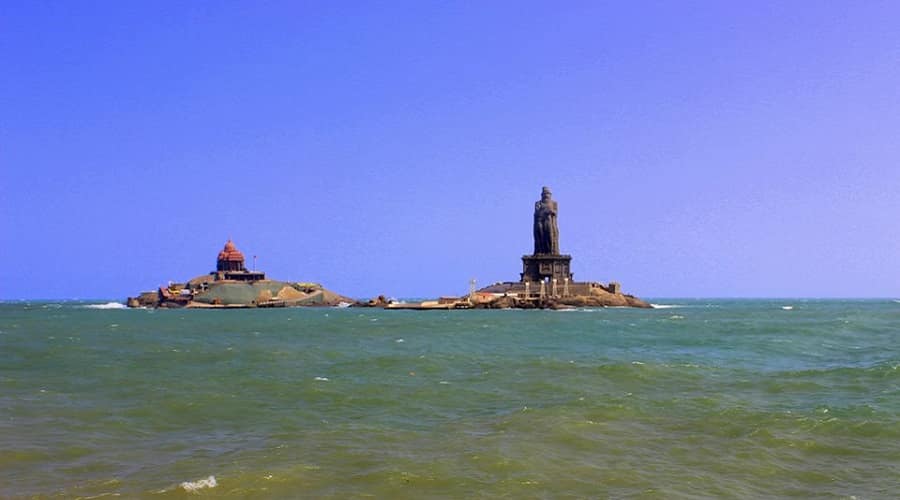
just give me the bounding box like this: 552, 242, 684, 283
395, 338, 405, 343
314, 376, 329, 382
82, 302, 127, 310
180, 475, 217, 492
651, 304, 682, 309
781, 306, 794, 311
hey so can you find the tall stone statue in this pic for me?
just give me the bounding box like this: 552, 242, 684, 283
521, 186, 572, 283
533, 186, 560, 255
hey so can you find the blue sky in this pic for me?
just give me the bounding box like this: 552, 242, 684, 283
2, 1, 899, 299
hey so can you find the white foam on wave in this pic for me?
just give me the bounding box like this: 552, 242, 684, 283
781, 306, 794, 311
180, 475, 217, 492
82, 302, 127, 310
650, 304, 682, 309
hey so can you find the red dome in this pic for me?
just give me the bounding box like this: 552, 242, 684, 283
217, 240, 245, 262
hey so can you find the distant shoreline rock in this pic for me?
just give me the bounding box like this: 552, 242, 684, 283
377, 281, 651, 311
127, 279, 356, 309
127, 240, 357, 309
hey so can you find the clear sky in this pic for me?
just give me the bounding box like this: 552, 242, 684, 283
2, 1, 899, 300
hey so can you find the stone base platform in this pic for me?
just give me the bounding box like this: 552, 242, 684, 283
521, 254, 573, 283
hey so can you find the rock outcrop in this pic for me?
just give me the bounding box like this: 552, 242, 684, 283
470, 280, 651, 310
126, 240, 356, 309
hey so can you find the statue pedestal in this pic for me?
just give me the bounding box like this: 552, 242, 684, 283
521, 254, 573, 284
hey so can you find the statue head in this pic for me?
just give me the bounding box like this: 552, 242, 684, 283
541, 186, 552, 201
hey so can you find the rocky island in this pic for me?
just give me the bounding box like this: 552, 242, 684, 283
126, 240, 354, 308
128, 188, 649, 310
387, 187, 651, 310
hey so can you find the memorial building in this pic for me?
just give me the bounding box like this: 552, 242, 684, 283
214, 240, 265, 281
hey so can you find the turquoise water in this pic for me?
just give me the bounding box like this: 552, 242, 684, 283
1, 300, 898, 498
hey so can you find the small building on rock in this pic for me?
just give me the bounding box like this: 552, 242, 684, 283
215, 240, 265, 281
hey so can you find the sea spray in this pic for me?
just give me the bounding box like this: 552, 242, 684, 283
81, 302, 127, 309
180, 476, 217, 492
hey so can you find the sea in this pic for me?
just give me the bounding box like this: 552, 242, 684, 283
1, 299, 898, 498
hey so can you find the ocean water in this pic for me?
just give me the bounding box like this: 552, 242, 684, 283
1, 300, 898, 498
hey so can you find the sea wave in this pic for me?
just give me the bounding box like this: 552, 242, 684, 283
180, 475, 217, 492
650, 304, 682, 309
81, 302, 127, 310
